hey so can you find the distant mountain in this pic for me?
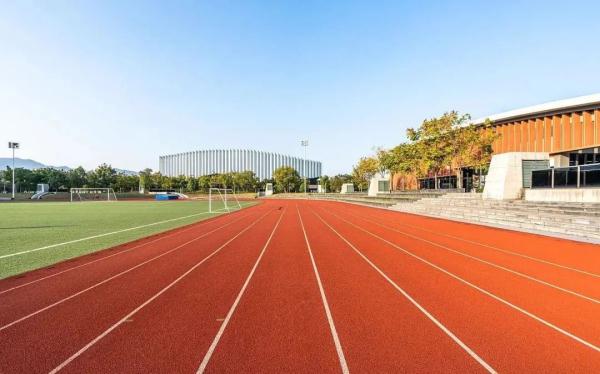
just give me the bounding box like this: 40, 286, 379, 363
0, 158, 138, 175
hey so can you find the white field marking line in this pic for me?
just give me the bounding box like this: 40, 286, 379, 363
345, 208, 600, 279
311, 209, 497, 374
324, 209, 600, 354
330, 210, 600, 305
297, 206, 349, 374
0, 210, 259, 332
196, 209, 285, 374
0, 206, 234, 260
49, 209, 275, 374
0, 207, 254, 295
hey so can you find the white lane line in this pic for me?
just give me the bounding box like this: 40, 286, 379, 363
0, 211, 257, 332
330, 210, 600, 305
345, 207, 600, 279
0, 207, 233, 260
196, 209, 285, 373
0, 207, 253, 295
297, 206, 349, 374
48, 208, 275, 374
323, 209, 600, 354
311, 209, 496, 374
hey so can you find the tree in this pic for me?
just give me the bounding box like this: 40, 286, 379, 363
351, 156, 379, 192
88, 164, 117, 188
138, 168, 153, 192
68, 167, 88, 189
329, 174, 353, 193
273, 166, 301, 193
319, 175, 330, 193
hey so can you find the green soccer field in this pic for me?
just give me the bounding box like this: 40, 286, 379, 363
0, 200, 255, 279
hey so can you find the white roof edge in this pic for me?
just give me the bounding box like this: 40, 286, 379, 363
472, 93, 600, 125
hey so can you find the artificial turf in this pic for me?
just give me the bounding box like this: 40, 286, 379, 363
0, 200, 254, 279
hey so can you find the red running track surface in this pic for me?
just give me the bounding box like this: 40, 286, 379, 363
0, 199, 598, 373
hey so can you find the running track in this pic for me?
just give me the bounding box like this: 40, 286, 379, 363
0, 199, 598, 373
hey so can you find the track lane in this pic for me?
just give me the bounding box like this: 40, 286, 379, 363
52, 204, 283, 374
311, 201, 600, 372
0, 206, 274, 373
297, 204, 489, 373
326, 200, 600, 275
198, 203, 345, 373
319, 204, 600, 345
336, 204, 600, 300
0, 207, 258, 326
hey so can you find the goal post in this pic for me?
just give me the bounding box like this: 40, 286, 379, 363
208, 188, 241, 213
70, 188, 118, 202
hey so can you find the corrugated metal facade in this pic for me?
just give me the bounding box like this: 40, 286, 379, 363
159, 149, 322, 180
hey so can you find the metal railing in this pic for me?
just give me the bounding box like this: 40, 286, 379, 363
531, 163, 600, 189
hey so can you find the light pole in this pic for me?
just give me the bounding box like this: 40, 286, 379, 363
300, 140, 308, 195
8, 142, 20, 200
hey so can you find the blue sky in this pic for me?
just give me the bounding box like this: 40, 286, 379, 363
1, 0, 600, 175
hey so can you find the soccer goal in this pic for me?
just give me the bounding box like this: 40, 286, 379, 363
208, 188, 241, 213
70, 188, 118, 202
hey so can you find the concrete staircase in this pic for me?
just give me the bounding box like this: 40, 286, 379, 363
391, 193, 600, 242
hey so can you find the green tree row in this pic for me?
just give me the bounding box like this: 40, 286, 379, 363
1, 164, 139, 193
1, 164, 266, 194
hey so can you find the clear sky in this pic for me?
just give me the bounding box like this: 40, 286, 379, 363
1, 0, 600, 175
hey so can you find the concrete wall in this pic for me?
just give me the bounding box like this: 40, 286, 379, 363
483, 152, 549, 200
525, 188, 600, 203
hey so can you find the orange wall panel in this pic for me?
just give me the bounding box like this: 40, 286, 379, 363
493, 127, 501, 153
552, 115, 561, 152
572, 112, 582, 148
544, 117, 552, 152
584, 111, 594, 147
562, 114, 572, 150
523, 120, 530, 151
515, 122, 522, 152
596, 109, 600, 145
536, 118, 544, 152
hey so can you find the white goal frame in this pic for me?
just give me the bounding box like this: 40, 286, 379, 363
208, 188, 241, 213
70, 188, 118, 202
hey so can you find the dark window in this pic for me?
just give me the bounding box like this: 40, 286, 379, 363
581, 164, 600, 187
531, 169, 552, 188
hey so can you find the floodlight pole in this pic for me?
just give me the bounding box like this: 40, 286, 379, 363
8, 142, 19, 200
301, 140, 308, 195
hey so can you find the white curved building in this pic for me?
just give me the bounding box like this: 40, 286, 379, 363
159, 149, 322, 180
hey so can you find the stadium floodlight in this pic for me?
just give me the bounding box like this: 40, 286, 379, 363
300, 140, 308, 195
8, 142, 19, 200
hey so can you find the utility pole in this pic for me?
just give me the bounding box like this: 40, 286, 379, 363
8, 142, 19, 200
301, 140, 308, 195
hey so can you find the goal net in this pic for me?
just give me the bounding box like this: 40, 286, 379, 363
208, 188, 241, 213
70, 188, 118, 202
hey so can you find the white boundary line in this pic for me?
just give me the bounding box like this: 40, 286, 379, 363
297, 206, 349, 374
0, 206, 235, 260
49, 208, 275, 374
311, 209, 496, 373
332, 210, 600, 304
0, 208, 253, 295
320, 208, 600, 354
339, 203, 600, 278
0, 211, 257, 332
196, 209, 285, 373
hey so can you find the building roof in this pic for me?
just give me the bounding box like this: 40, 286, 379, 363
473, 93, 600, 125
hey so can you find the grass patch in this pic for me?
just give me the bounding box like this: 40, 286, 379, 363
0, 200, 255, 279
